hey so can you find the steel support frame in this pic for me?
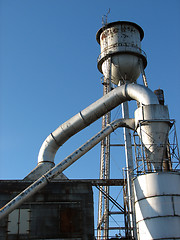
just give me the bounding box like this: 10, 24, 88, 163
97, 57, 112, 240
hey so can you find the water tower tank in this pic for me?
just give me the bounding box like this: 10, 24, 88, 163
96, 21, 147, 85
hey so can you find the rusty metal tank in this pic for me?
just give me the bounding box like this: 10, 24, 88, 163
96, 21, 147, 85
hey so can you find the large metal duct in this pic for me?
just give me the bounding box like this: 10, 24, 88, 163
0, 83, 159, 219
0, 83, 170, 221
25, 83, 158, 180
37, 83, 158, 166
0, 118, 134, 220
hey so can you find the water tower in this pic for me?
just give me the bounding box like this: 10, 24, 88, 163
96, 21, 148, 239
96, 21, 180, 240
96, 21, 147, 85
0, 20, 179, 240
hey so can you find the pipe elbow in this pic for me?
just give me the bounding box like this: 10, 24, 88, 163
38, 83, 158, 165
124, 84, 159, 105
38, 134, 58, 164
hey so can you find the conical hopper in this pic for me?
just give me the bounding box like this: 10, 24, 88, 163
135, 104, 170, 171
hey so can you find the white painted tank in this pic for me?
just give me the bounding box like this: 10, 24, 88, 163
134, 172, 180, 240
96, 21, 147, 85
134, 104, 170, 171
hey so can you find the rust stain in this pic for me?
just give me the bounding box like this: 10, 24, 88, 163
60, 208, 82, 234
101, 31, 108, 41
101, 27, 118, 42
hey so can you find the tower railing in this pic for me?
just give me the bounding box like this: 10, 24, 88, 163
97, 43, 147, 63
133, 119, 180, 176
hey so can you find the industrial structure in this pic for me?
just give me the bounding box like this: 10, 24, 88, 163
0, 21, 180, 240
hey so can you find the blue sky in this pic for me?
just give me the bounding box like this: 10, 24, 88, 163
1, 0, 180, 179
0, 0, 180, 233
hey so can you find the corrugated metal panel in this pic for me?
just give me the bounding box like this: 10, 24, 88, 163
60, 207, 82, 235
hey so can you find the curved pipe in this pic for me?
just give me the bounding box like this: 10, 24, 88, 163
38, 83, 158, 165
0, 118, 134, 220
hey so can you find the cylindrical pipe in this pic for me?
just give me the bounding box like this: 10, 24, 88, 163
38, 84, 158, 165
0, 84, 159, 219
0, 118, 135, 220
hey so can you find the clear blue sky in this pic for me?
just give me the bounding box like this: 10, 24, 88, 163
0, 0, 180, 232
1, 0, 180, 179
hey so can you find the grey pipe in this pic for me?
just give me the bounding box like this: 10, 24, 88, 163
0, 83, 158, 219
0, 118, 135, 220
38, 83, 158, 165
